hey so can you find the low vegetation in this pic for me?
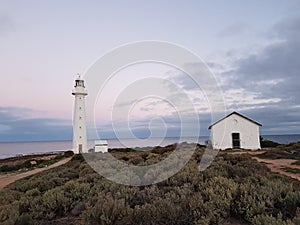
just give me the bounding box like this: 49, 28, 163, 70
282, 167, 300, 174
0, 151, 73, 173
292, 160, 300, 166
257, 148, 300, 160
259, 136, 280, 148
0, 144, 300, 225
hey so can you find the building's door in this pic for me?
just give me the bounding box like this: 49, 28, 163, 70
79, 144, 82, 153
232, 133, 240, 148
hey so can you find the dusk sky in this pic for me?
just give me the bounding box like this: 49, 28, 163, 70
1, 1, 300, 141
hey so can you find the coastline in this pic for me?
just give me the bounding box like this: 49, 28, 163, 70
0, 134, 300, 160
0, 152, 65, 165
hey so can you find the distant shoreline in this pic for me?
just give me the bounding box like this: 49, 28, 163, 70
0, 134, 299, 144
0, 151, 64, 163
1, 135, 300, 160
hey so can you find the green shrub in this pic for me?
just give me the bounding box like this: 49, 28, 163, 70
0, 164, 20, 172
0, 202, 19, 225
14, 214, 32, 225
82, 193, 132, 225
64, 150, 74, 157
108, 148, 135, 153
53, 154, 64, 160
292, 160, 300, 165
252, 213, 294, 225
71, 153, 85, 161
260, 136, 280, 148
231, 175, 298, 222
283, 167, 300, 174
30, 181, 90, 220
128, 156, 144, 165
200, 176, 237, 224
130, 188, 195, 225
150, 144, 176, 154
1, 143, 300, 224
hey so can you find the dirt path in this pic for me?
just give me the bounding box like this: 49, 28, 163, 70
229, 151, 300, 181
229, 150, 266, 156
0, 157, 72, 190
253, 157, 300, 181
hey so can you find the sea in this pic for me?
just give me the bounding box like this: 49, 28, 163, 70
0, 134, 299, 160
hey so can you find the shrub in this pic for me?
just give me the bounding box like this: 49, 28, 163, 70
283, 167, 300, 174
128, 156, 144, 165
82, 193, 132, 225
260, 136, 280, 148
0, 164, 18, 172
63, 150, 74, 157
1, 143, 300, 224
252, 213, 294, 225
200, 176, 238, 224
71, 153, 84, 162
0, 201, 19, 225
150, 144, 177, 154
33, 188, 67, 219
15, 214, 32, 225
231, 175, 299, 222
108, 148, 135, 153
25, 188, 40, 198
30, 181, 90, 219
130, 188, 195, 225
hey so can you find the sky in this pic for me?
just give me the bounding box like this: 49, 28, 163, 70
0, 0, 300, 141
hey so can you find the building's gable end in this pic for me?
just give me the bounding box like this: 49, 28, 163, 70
208, 111, 262, 129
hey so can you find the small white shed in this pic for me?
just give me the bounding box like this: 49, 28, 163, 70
94, 140, 108, 153
208, 111, 262, 150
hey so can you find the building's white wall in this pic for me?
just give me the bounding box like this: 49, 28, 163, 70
94, 140, 108, 153
94, 146, 108, 153
211, 114, 261, 150
72, 92, 88, 154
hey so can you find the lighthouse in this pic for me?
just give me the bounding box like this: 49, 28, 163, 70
72, 74, 88, 154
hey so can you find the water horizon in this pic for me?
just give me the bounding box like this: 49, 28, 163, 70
0, 134, 300, 159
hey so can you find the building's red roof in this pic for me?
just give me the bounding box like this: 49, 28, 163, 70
208, 111, 262, 129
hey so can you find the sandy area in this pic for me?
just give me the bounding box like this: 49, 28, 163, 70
229, 151, 300, 181
0, 157, 71, 190
229, 150, 266, 156
253, 157, 300, 181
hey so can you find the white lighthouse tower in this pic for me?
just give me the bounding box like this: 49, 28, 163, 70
72, 74, 88, 154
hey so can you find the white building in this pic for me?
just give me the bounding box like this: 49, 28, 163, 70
72, 75, 88, 154
94, 140, 108, 153
209, 111, 262, 150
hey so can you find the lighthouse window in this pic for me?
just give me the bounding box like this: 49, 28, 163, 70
79, 116, 82, 119
79, 97, 82, 100
79, 136, 82, 139
79, 126, 82, 129
79, 107, 82, 110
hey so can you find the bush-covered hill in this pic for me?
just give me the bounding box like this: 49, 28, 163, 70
1, 144, 300, 225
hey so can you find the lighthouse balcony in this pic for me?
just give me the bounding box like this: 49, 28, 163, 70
72, 89, 88, 95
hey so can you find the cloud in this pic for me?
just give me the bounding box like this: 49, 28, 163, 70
217, 22, 250, 37
233, 16, 300, 102
217, 16, 300, 134
160, 16, 300, 135
239, 106, 300, 135
96, 109, 214, 139
2, 16, 299, 140
272, 16, 300, 40
0, 107, 72, 142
